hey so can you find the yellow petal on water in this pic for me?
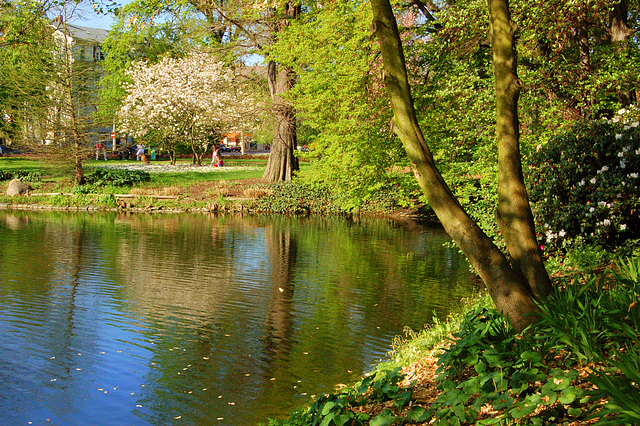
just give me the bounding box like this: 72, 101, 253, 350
131, 393, 135, 395
51, 379, 57, 382
218, 395, 222, 399
217, 418, 224, 421
303, 352, 308, 355
228, 402, 235, 405
76, 368, 81, 371
136, 405, 142, 408
175, 416, 181, 419
100, 352, 105, 354
50, 357, 55, 359
202, 388, 208, 391
224, 334, 231, 337
141, 385, 146, 387
117, 351, 122, 353
77, 353, 82, 356
98, 388, 104, 391
270, 378, 276, 381
278, 287, 284, 292
188, 391, 192, 394
203, 357, 209, 360
245, 374, 250, 376
183, 368, 188, 371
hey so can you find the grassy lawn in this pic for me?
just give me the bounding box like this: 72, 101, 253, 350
2, 156, 269, 186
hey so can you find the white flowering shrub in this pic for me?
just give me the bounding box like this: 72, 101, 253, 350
117, 52, 256, 158
527, 106, 640, 253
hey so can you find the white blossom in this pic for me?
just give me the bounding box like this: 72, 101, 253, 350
118, 52, 260, 153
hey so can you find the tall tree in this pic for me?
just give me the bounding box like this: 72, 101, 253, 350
186, 0, 301, 181
370, 0, 547, 331
261, 2, 300, 181
488, 0, 551, 300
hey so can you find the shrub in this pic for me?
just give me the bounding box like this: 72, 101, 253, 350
249, 182, 346, 215
0, 170, 42, 182
527, 107, 640, 254
86, 168, 151, 186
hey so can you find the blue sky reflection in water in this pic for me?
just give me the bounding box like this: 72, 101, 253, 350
0, 211, 478, 425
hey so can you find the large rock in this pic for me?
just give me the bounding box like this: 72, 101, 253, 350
6, 179, 32, 197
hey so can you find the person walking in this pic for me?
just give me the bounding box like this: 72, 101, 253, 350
211, 145, 222, 166
96, 141, 107, 160
136, 144, 145, 161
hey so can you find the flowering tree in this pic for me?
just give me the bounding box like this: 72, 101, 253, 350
118, 52, 258, 164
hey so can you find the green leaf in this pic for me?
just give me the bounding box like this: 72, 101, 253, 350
321, 401, 335, 416
510, 402, 537, 418
559, 387, 581, 405
369, 409, 396, 426
334, 414, 352, 426
406, 406, 429, 422
319, 412, 335, 426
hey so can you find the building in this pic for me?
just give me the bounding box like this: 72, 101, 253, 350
41, 20, 109, 145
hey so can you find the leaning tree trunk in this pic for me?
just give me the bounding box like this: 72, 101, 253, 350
262, 3, 300, 182
488, 0, 552, 300
371, 0, 541, 332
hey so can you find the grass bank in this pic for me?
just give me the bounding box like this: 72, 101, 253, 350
266, 254, 640, 425
0, 157, 422, 216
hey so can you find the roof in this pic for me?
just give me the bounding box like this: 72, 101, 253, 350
57, 23, 109, 43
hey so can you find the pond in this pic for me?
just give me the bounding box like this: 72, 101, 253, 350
0, 210, 478, 425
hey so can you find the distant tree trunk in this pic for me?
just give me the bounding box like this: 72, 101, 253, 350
488, 0, 552, 299
371, 0, 543, 332
609, 0, 636, 105
262, 3, 300, 182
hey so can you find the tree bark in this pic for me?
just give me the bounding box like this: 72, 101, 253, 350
609, 0, 637, 105
371, 0, 541, 332
488, 0, 552, 300
262, 3, 300, 182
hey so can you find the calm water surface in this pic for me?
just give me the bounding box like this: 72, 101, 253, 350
0, 211, 477, 425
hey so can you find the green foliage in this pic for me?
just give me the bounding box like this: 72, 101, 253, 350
0, 169, 42, 182
527, 109, 640, 254
0, 0, 55, 143
444, 163, 503, 249
249, 182, 346, 215
269, 0, 409, 208
267, 368, 423, 426
588, 348, 640, 425
86, 168, 151, 187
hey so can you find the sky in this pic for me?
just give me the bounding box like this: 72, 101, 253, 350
70, 2, 122, 30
